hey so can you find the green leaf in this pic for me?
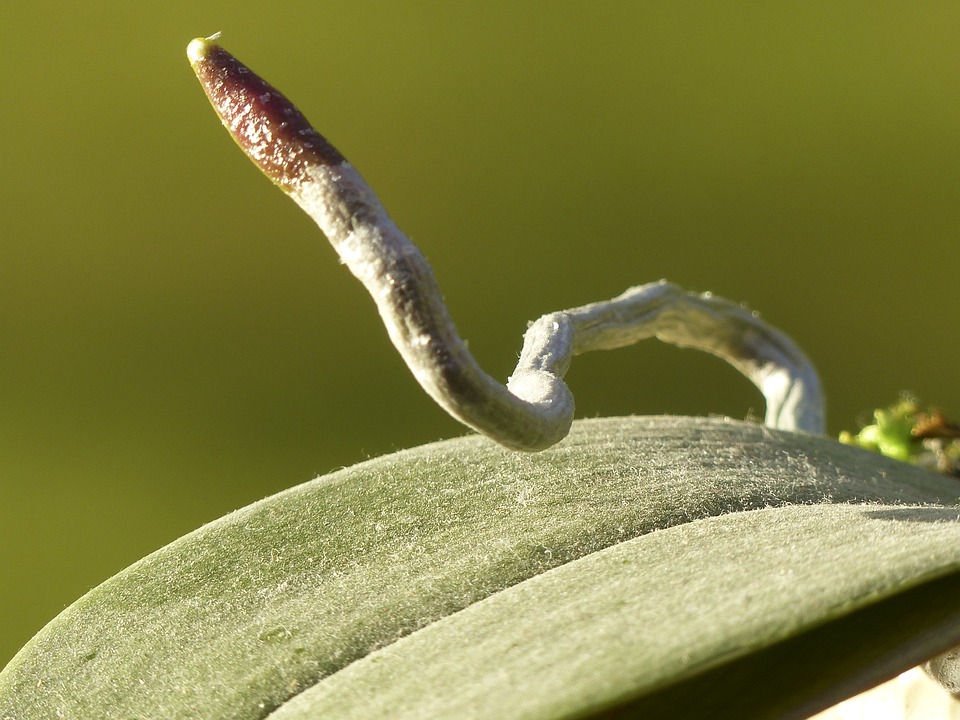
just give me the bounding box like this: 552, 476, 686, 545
2, 416, 960, 719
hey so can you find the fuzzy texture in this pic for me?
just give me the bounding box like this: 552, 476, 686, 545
273, 505, 960, 719
1, 417, 959, 719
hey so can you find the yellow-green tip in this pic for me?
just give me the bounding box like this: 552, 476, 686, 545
187, 33, 221, 64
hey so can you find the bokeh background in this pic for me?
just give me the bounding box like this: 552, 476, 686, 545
2, 2, 959, 667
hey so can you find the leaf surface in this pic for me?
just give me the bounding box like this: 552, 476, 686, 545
1, 416, 959, 719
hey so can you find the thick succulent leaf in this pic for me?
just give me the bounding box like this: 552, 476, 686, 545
276, 504, 960, 719
1, 416, 959, 719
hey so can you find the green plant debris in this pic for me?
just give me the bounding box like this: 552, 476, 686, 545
840, 396, 960, 477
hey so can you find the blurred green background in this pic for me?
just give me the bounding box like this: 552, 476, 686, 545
2, 2, 958, 667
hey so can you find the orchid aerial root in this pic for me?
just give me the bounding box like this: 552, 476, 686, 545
188, 36, 825, 450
